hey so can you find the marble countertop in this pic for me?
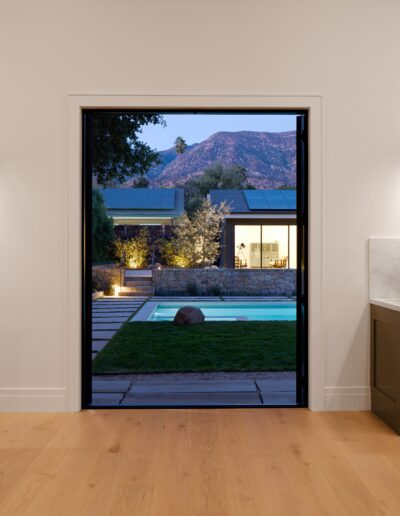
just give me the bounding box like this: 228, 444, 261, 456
369, 298, 400, 312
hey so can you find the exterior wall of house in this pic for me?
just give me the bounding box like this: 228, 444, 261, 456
154, 268, 296, 296
2, 1, 400, 411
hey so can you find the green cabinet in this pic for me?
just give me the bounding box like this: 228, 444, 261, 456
371, 304, 400, 434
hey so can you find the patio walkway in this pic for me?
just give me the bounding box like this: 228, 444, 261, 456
92, 375, 296, 406
91, 296, 148, 360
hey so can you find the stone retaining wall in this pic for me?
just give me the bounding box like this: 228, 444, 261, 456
153, 268, 296, 296
92, 264, 121, 294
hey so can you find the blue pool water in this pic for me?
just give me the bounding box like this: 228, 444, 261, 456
148, 302, 296, 322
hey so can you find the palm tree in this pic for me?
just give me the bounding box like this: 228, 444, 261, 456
174, 136, 187, 156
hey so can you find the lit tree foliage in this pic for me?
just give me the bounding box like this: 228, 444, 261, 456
114, 229, 150, 269
172, 199, 230, 267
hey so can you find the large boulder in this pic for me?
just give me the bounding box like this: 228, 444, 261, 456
174, 306, 205, 325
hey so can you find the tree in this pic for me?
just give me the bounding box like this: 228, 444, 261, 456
184, 163, 253, 215
92, 190, 115, 263
174, 136, 187, 156
91, 113, 165, 186
132, 175, 150, 188
171, 199, 230, 267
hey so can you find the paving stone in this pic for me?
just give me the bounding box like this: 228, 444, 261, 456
121, 392, 261, 406
92, 380, 131, 393
92, 340, 109, 352
94, 300, 142, 304
92, 311, 134, 317
92, 317, 129, 323
255, 379, 296, 393
94, 303, 141, 307
92, 330, 116, 340
128, 380, 257, 394
95, 297, 146, 300
91, 392, 124, 403
92, 322, 122, 331
92, 307, 141, 312
93, 305, 141, 309
261, 392, 297, 405
95, 301, 142, 305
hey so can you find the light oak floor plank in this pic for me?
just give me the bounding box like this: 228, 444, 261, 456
0, 410, 399, 515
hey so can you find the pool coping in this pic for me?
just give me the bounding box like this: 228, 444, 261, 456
131, 296, 294, 322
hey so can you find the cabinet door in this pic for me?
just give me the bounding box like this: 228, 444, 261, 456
371, 305, 400, 434
374, 320, 400, 402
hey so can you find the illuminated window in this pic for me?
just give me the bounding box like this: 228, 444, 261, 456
234, 224, 297, 269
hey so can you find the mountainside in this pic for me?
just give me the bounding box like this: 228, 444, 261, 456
143, 131, 296, 189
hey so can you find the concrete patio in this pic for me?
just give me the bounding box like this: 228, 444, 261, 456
92, 375, 296, 406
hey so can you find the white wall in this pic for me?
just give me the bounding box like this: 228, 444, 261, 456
1, 0, 400, 411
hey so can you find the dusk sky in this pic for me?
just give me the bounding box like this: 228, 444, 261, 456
139, 113, 297, 151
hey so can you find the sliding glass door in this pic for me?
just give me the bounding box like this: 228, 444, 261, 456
82, 109, 308, 409
234, 224, 297, 269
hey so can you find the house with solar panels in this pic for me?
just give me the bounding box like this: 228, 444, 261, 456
100, 188, 185, 241
209, 190, 297, 270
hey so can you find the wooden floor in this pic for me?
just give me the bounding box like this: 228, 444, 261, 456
1, 409, 400, 515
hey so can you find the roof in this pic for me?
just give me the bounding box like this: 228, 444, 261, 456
100, 188, 185, 219
209, 189, 296, 213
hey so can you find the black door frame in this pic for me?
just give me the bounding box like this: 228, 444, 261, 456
82, 108, 309, 409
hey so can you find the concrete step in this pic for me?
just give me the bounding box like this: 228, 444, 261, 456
119, 286, 152, 297
124, 280, 153, 287
119, 292, 152, 297
124, 270, 152, 278
120, 286, 153, 292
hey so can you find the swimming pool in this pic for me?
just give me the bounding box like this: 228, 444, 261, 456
132, 301, 296, 322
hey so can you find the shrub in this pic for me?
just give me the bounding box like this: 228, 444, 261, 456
115, 228, 150, 268
207, 284, 223, 296
186, 281, 200, 296
158, 240, 191, 268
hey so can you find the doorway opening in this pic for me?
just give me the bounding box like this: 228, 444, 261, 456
82, 109, 308, 408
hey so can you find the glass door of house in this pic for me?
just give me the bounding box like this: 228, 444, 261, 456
82, 109, 308, 408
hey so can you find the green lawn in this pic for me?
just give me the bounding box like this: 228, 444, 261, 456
93, 321, 296, 374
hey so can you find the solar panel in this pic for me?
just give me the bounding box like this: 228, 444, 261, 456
244, 190, 296, 211
101, 188, 175, 210
281, 190, 296, 210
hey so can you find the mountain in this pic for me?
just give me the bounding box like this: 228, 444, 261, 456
143, 131, 296, 189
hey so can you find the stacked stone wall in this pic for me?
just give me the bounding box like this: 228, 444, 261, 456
153, 268, 296, 296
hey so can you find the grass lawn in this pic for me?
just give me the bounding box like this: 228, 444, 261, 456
93, 321, 296, 374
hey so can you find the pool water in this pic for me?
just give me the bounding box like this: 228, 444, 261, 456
148, 302, 296, 322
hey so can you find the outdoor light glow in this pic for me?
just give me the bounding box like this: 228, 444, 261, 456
113, 284, 120, 296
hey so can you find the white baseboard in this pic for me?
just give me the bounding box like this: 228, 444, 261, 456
324, 386, 371, 411
0, 388, 68, 412
0, 386, 372, 412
